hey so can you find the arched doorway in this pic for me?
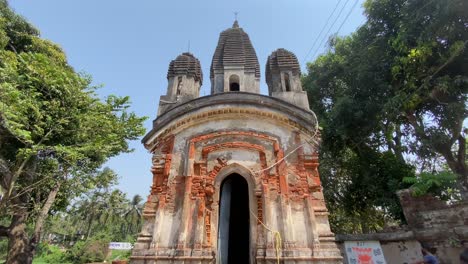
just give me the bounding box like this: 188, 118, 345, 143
284, 72, 291, 91
218, 174, 250, 263
229, 75, 240, 91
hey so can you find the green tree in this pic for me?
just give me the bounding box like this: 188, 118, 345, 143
122, 195, 143, 238
303, 0, 467, 232
0, 1, 146, 263
48, 174, 143, 244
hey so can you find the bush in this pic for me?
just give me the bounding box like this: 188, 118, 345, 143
107, 249, 131, 261
65, 234, 110, 264
34, 243, 68, 264
403, 171, 458, 200
0, 238, 8, 261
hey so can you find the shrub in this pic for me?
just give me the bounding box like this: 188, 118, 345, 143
34, 243, 68, 264
403, 171, 458, 200
65, 234, 110, 264
0, 238, 8, 261
107, 249, 131, 261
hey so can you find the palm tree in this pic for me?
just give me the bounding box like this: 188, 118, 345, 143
123, 195, 143, 238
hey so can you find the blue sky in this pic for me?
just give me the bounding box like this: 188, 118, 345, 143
9, 0, 367, 199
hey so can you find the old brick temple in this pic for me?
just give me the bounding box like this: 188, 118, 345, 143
130, 20, 342, 264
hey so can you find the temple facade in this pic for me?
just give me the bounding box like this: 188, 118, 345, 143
130, 21, 342, 264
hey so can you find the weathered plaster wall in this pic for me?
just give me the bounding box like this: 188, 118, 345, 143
398, 189, 468, 264
336, 233, 423, 264
338, 240, 423, 264
271, 91, 309, 109
158, 75, 201, 116
212, 68, 260, 94
380, 241, 422, 264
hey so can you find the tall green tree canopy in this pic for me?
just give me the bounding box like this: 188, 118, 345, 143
0, 1, 146, 263
303, 0, 467, 232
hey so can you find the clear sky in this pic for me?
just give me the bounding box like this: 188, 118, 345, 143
8, 0, 367, 199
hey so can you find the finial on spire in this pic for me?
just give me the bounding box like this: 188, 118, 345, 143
233, 11, 239, 28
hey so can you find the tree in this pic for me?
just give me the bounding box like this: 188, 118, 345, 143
45, 179, 143, 245
303, 0, 467, 232
0, 1, 146, 263
122, 195, 143, 238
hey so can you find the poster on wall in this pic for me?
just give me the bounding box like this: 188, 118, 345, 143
344, 241, 387, 264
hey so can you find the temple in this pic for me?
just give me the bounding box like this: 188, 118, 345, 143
130, 21, 342, 264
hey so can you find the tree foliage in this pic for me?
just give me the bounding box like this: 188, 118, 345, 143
45, 170, 144, 244
0, 1, 146, 263
403, 171, 458, 199
303, 0, 467, 233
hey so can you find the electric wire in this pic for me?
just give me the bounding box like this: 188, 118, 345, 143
309, 0, 352, 62
335, 0, 360, 35
302, 0, 344, 65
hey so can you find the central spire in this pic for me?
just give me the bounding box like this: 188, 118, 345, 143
210, 21, 260, 94
233, 11, 239, 28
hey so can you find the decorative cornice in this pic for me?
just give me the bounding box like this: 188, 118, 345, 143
143, 93, 318, 148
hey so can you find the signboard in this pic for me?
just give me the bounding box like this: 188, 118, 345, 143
109, 242, 133, 250
344, 241, 386, 264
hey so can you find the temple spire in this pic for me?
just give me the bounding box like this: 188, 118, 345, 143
233, 11, 239, 28
210, 19, 260, 94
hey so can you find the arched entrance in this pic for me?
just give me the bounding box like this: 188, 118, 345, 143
229, 75, 240, 91
217, 174, 250, 264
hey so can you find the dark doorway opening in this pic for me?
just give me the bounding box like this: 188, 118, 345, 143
284, 73, 291, 91
229, 82, 240, 91
218, 174, 250, 264
229, 75, 240, 92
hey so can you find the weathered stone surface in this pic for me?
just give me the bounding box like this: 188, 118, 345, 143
167, 52, 203, 84
158, 53, 203, 116
398, 189, 468, 241
266, 48, 301, 84
336, 232, 415, 242
395, 189, 468, 263
266, 49, 310, 109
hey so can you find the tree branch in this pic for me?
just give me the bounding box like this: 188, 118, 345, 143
458, 135, 466, 167
0, 156, 12, 190
405, 110, 459, 173
29, 180, 61, 253
0, 225, 9, 237
5, 128, 55, 201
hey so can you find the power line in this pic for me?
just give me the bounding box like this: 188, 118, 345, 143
309, 0, 352, 62
335, 0, 360, 35
339, 0, 437, 59
312, 0, 435, 64
302, 0, 343, 65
